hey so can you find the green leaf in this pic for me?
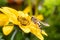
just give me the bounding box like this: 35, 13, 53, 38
0, 33, 3, 39
14, 30, 25, 40
0, 0, 7, 6
30, 34, 39, 40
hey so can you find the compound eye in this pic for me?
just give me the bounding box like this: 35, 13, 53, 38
31, 16, 34, 20
31, 16, 37, 21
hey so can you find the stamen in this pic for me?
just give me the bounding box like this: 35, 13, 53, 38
17, 16, 30, 26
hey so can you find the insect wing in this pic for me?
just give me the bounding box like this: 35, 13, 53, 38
39, 21, 50, 27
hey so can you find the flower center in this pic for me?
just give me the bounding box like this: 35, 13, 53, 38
17, 16, 30, 26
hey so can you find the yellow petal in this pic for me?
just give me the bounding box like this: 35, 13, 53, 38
0, 14, 9, 26
4, 7, 19, 17
18, 11, 29, 18
23, 6, 30, 14
0, 8, 19, 25
19, 24, 30, 33
2, 25, 14, 35
29, 22, 44, 40
36, 14, 44, 20
42, 30, 48, 36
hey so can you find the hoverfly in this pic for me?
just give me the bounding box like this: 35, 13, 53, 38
31, 16, 50, 29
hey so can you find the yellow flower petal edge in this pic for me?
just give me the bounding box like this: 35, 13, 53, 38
0, 8, 19, 25
18, 11, 31, 20
18, 11, 28, 17
0, 14, 9, 26
42, 30, 48, 36
2, 25, 14, 35
19, 25, 30, 33
2, 7, 19, 17
23, 6, 30, 14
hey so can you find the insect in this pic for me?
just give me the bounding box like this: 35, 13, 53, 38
31, 16, 50, 29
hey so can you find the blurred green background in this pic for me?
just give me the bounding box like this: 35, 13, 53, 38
0, 0, 60, 40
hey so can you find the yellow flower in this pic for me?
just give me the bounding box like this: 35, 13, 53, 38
0, 7, 48, 40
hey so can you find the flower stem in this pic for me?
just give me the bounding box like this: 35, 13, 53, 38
11, 29, 17, 40
35, 0, 39, 16
28, 0, 32, 16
